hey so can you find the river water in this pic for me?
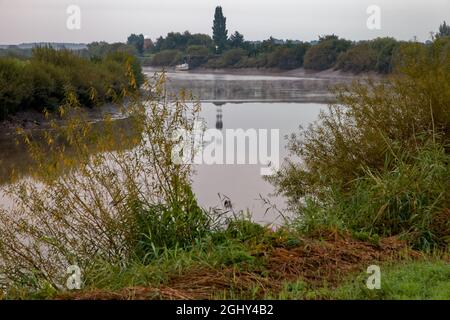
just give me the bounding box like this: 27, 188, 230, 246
0, 68, 354, 223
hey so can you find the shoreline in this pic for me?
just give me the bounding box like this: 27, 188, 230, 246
0, 68, 368, 131
143, 66, 380, 80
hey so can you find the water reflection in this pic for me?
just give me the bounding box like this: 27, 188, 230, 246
0, 69, 340, 222
215, 102, 224, 130
152, 68, 346, 103
193, 102, 325, 223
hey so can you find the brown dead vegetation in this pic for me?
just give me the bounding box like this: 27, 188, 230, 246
59, 232, 421, 300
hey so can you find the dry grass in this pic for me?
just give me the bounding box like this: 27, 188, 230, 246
59, 231, 420, 300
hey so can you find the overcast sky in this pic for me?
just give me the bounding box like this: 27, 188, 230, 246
0, 0, 449, 44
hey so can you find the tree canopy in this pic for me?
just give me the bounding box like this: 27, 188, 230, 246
212, 6, 228, 53
127, 34, 145, 55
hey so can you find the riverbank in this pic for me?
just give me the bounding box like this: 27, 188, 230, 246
144, 66, 379, 80
33, 227, 450, 300
0, 67, 358, 130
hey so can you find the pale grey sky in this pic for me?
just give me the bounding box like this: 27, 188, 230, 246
0, 0, 449, 44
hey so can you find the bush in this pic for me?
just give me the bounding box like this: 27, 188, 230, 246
269, 38, 450, 248
335, 43, 378, 73
304, 36, 352, 71
296, 144, 450, 249
208, 48, 248, 68
26, 61, 67, 112
0, 76, 208, 290
0, 47, 142, 118
150, 49, 183, 66
369, 37, 401, 74
0, 58, 32, 118
186, 45, 210, 68
266, 44, 310, 69
131, 187, 211, 261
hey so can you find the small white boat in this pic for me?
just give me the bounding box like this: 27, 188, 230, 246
175, 63, 189, 71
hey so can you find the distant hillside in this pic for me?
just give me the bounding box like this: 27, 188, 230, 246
0, 43, 87, 50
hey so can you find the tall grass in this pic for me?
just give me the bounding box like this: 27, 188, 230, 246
269, 38, 450, 249
294, 142, 450, 249
0, 73, 209, 292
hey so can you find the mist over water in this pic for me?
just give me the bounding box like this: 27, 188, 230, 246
0, 69, 342, 222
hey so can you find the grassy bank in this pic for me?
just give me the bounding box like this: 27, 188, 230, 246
5, 224, 448, 300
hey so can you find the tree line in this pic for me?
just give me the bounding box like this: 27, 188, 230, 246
125, 6, 450, 73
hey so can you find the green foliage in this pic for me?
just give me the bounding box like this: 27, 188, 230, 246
370, 37, 400, 73
127, 34, 145, 55
131, 187, 211, 262
87, 42, 138, 59
0, 47, 142, 118
297, 144, 450, 249
268, 260, 450, 300
335, 42, 378, 73
207, 48, 248, 68
25, 60, 67, 111
266, 43, 310, 69
0, 74, 203, 291
186, 45, 210, 68
304, 36, 352, 70
212, 6, 228, 53
323, 260, 450, 300
223, 219, 266, 243
436, 21, 450, 38
270, 38, 450, 248
229, 31, 244, 48
151, 49, 183, 66
0, 58, 32, 118
154, 32, 213, 52
106, 51, 145, 88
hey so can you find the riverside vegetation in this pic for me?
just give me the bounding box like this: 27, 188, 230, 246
0, 37, 449, 300
0, 47, 143, 119
136, 10, 450, 74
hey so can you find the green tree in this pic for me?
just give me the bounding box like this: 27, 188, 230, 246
369, 37, 400, 74
335, 42, 378, 73
229, 31, 244, 48
437, 21, 450, 38
304, 36, 352, 71
186, 45, 210, 68
212, 6, 228, 53
127, 34, 145, 55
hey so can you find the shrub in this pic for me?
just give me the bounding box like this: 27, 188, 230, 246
366, 37, 401, 74
296, 144, 450, 249
304, 36, 352, 71
131, 187, 211, 262
0, 74, 209, 291
150, 49, 183, 66
266, 43, 310, 69
216, 48, 248, 68
269, 38, 450, 248
335, 43, 378, 73
26, 61, 67, 111
186, 45, 210, 68
0, 47, 141, 118
0, 58, 33, 118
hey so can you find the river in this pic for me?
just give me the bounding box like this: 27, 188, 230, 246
0, 68, 355, 223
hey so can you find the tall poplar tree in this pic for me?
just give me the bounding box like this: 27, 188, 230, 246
212, 6, 228, 53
